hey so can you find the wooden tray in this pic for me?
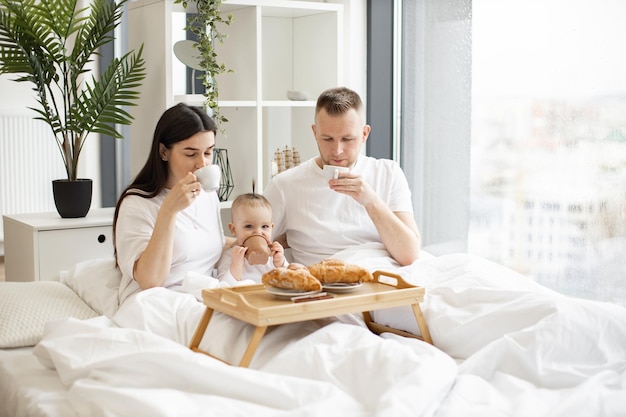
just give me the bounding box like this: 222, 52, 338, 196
189, 270, 432, 367
201, 271, 424, 326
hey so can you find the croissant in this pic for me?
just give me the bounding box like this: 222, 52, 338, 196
262, 263, 322, 292
307, 259, 373, 284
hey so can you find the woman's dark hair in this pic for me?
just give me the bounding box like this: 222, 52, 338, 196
113, 103, 217, 263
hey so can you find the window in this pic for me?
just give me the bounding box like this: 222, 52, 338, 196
470, 0, 626, 305
400, 0, 625, 306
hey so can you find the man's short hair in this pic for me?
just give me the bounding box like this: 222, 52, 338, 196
315, 87, 364, 117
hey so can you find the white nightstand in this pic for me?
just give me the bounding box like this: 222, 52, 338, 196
2, 208, 115, 281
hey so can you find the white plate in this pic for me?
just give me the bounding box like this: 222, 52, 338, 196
322, 282, 364, 293
265, 286, 322, 300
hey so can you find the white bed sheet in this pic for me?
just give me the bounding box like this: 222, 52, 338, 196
334, 244, 626, 417
0, 347, 76, 417
30, 309, 456, 417
2, 246, 625, 417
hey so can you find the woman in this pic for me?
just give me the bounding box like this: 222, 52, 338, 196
113, 103, 228, 303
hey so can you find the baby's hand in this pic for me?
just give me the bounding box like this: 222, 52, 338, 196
270, 241, 286, 267
231, 245, 247, 265
228, 246, 248, 281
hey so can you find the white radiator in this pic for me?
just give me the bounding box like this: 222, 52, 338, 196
0, 114, 66, 241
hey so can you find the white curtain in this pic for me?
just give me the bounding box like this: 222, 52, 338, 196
400, 0, 472, 252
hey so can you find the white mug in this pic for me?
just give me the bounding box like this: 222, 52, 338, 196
194, 165, 221, 192
322, 165, 350, 181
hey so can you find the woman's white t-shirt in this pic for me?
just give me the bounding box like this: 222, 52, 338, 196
263, 156, 414, 266
116, 188, 225, 303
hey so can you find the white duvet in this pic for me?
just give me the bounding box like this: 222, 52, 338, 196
32, 245, 626, 417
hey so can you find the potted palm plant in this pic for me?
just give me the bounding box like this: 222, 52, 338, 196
0, 0, 145, 218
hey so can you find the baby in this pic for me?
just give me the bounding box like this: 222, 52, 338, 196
217, 192, 287, 285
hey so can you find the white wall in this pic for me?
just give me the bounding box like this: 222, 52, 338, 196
0, 76, 36, 112
330, 0, 367, 99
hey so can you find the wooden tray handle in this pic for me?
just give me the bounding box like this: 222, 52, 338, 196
372, 270, 415, 289
219, 291, 245, 308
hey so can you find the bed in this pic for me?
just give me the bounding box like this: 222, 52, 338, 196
1, 245, 625, 417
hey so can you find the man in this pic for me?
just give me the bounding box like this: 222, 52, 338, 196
263, 87, 421, 266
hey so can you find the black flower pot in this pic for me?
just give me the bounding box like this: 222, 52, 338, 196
52, 179, 93, 218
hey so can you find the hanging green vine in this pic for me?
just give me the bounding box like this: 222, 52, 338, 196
174, 0, 233, 126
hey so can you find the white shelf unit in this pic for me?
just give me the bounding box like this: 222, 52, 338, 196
128, 0, 343, 200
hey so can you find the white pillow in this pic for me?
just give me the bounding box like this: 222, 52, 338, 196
0, 281, 98, 348
60, 257, 122, 317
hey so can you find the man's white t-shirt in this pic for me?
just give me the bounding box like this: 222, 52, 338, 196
263, 156, 414, 266
116, 188, 225, 303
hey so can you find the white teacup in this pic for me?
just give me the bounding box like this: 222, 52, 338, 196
322, 165, 350, 181
194, 165, 221, 192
